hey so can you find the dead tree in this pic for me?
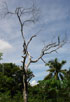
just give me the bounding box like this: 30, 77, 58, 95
0, 2, 66, 102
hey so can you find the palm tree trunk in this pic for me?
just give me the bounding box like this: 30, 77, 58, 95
55, 72, 58, 80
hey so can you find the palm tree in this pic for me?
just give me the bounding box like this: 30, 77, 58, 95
44, 58, 66, 80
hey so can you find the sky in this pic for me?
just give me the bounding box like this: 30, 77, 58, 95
0, 0, 70, 85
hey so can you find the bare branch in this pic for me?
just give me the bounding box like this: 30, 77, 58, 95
23, 19, 35, 26
27, 35, 36, 47
41, 58, 46, 64
31, 38, 65, 63
7, 11, 15, 15
44, 42, 64, 55
27, 29, 42, 47
42, 42, 56, 52
31, 54, 43, 63
25, 52, 32, 71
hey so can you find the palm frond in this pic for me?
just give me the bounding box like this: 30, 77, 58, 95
44, 73, 52, 80
59, 73, 64, 80
47, 68, 55, 72
60, 69, 67, 74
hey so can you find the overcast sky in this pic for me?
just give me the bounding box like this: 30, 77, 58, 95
0, 0, 70, 85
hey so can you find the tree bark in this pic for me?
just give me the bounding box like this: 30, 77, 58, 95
23, 72, 28, 102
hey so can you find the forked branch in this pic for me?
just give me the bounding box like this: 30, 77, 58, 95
30, 38, 65, 63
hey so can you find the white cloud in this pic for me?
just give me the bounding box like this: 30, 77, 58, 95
0, 39, 12, 52
30, 80, 38, 86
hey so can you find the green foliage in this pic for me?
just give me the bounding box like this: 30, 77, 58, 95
0, 53, 2, 60
0, 91, 11, 102
0, 63, 34, 98
0, 61, 70, 102
45, 58, 66, 80
0, 91, 23, 102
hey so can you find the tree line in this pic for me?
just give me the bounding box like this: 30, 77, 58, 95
0, 54, 70, 102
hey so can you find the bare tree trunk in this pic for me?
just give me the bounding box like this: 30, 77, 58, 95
22, 52, 28, 102
23, 74, 28, 102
